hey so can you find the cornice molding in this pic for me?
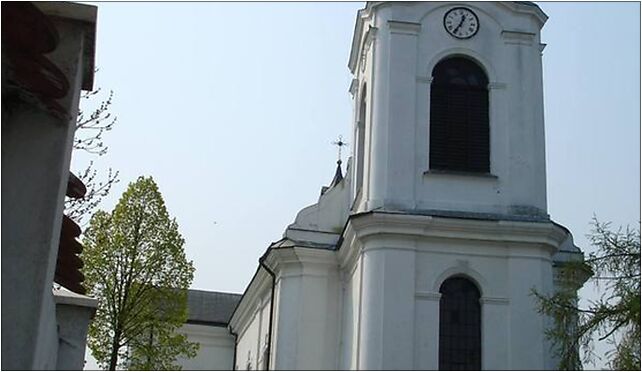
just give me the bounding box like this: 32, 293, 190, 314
498, 2, 548, 27
359, 26, 378, 73
342, 211, 569, 255
228, 269, 271, 337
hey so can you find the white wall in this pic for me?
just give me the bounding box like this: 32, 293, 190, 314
234, 291, 271, 370
270, 248, 341, 370
338, 257, 361, 370
175, 324, 235, 370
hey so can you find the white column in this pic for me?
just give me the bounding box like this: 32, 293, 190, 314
414, 292, 440, 370
480, 297, 509, 370
367, 20, 421, 211
358, 241, 416, 369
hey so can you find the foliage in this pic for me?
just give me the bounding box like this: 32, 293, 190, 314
65, 87, 119, 225
82, 176, 197, 370
533, 218, 640, 370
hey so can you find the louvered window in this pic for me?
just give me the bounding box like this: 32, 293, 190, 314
430, 57, 489, 173
439, 277, 482, 370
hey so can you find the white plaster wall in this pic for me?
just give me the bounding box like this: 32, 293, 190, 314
412, 238, 554, 370
175, 324, 235, 370
352, 2, 548, 217
339, 258, 361, 370
55, 303, 96, 370
234, 293, 271, 370
271, 249, 341, 370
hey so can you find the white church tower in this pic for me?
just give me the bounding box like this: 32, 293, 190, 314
226, 2, 584, 371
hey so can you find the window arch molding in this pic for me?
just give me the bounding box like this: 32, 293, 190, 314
424, 48, 496, 84
431, 265, 487, 297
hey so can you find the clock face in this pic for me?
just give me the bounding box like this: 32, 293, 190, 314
444, 7, 479, 39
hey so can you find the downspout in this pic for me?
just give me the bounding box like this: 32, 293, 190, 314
259, 253, 276, 370
229, 326, 238, 370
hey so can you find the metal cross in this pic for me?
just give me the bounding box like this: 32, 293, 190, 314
332, 135, 349, 162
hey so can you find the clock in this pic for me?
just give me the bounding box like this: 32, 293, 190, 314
444, 7, 479, 39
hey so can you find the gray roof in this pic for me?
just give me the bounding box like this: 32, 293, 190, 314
186, 289, 242, 326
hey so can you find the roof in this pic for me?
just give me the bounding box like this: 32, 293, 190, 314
186, 289, 242, 326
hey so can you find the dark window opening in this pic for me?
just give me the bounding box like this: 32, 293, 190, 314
439, 277, 481, 370
430, 57, 489, 173
355, 85, 366, 196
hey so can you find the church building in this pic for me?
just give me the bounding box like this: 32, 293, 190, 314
201, 2, 586, 370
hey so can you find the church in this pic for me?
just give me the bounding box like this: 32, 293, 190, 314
183, 2, 586, 370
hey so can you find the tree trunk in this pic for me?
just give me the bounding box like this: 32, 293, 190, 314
109, 330, 121, 370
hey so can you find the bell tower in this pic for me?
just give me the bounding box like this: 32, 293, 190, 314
340, 2, 583, 370
349, 1, 549, 220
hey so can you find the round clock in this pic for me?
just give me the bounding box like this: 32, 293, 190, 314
444, 7, 479, 39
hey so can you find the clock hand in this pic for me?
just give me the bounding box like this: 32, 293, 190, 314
453, 14, 465, 33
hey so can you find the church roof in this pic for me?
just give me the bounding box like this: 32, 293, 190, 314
186, 289, 242, 326
329, 160, 344, 188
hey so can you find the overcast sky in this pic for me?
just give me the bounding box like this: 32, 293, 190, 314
78, 2, 639, 369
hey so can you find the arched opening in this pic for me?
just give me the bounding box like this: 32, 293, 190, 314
430, 56, 489, 173
355, 84, 367, 197
439, 276, 482, 370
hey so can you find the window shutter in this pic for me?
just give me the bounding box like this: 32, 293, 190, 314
429, 58, 489, 173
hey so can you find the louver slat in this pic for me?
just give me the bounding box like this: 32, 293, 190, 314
429, 85, 489, 173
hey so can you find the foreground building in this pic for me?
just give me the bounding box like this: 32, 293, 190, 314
2, 2, 98, 369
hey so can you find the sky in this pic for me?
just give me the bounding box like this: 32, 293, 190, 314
77, 1, 639, 369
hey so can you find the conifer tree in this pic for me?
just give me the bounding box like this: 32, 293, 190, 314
533, 218, 640, 370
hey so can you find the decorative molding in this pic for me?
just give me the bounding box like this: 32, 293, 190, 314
344, 212, 570, 254
501, 30, 536, 46
498, 2, 548, 26
415, 291, 442, 301
349, 78, 359, 97
487, 82, 507, 90
480, 296, 510, 305
425, 47, 497, 82
388, 20, 422, 35
432, 263, 489, 295
228, 268, 272, 337
416, 76, 433, 84
359, 26, 378, 73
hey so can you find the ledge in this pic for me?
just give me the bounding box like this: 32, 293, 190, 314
423, 169, 498, 179
53, 288, 98, 309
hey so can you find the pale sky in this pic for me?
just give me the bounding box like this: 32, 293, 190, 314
78, 2, 639, 369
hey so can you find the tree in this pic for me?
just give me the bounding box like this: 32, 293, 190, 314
65, 87, 119, 226
82, 176, 198, 370
533, 218, 640, 370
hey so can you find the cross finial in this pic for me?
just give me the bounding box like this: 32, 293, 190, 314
331, 135, 348, 163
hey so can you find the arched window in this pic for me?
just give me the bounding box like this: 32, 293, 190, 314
355, 85, 367, 196
439, 277, 481, 370
430, 57, 489, 173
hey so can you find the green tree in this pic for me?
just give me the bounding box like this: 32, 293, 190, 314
533, 218, 640, 370
82, 176, 198, 370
